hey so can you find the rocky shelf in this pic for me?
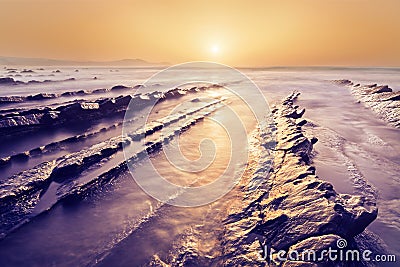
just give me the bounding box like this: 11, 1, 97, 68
0, 96, 224, 238
221, 92, 378, 267
0, 83, 142, 105
0, 85, 215, 136
146, 92, 379, 267
0, 86, 384, 266
333, 79, 400, 128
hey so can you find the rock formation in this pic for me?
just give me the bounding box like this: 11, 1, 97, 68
334, 80, 400, 128
0, 77, 15, 84
0, 95, 223, 238
222, 92, 378, 267
0, 85, 209, 136
144, 92, 378, 267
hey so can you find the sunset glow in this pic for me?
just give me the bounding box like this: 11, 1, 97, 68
211, 45, 220, 55
0, 1, 399, 264
0, 0, 399, 67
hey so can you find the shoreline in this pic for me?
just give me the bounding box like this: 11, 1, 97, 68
0, 78, 397, 266
334, 80, 400, 128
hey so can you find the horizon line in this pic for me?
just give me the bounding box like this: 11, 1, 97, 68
0, 55, 399, 69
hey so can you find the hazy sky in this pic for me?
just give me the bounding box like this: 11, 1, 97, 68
0, 0, 399, 67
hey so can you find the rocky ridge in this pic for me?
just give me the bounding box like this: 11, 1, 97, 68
146, 92, 379, 267
221, 92, 378, 266
0, 97, 224, 238
333, 79, 400, 128
0, 85, 215, 136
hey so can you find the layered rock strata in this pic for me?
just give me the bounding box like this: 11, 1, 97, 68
222, 92, 378, 267
333, 80, 400, 128
0, 98, 223, 238
0, 85, 213, 136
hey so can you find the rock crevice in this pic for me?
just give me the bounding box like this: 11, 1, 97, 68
222, 92, 378, 267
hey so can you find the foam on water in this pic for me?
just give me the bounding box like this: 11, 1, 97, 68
0, 66, 399, 265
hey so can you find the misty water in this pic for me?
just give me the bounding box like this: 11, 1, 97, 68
0, 66, 399, 266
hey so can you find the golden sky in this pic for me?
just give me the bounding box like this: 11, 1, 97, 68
0, 0, 399, 67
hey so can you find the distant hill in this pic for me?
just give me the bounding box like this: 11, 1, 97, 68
0, 56, 169, 66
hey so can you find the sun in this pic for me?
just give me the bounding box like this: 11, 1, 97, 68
211, 44, 220, 55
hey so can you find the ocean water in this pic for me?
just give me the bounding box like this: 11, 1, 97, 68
0, 66, 399, 266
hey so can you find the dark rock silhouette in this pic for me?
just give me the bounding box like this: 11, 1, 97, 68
111, 85, 129, 90
0, 77, 15, 84
21, 69, 35, 73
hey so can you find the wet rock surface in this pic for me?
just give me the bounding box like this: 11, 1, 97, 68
0, 83, 139, 105
0, 92, 224, 238
333, 80, 400, 128
0, 86, 209, 136
0, 77, 16, 84
0, 77, 78, 88
0, 83, 387, 266
221, 92, 378, 266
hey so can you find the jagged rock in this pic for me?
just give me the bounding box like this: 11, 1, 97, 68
0, 96, 25, 103
50, 136, 129, 181
92, 88, 107, 93
0, 86, 114, 106
10, 151, 30, 161
149, 255, 170, 267
0, 161, 58, 201
0, 157, 10, 166
27, 93, 57, 100
297, 119, 307, 127
0, 113, 46, 128
0, 85, 216, 136
334, 80, 400, 128
0, 135, 129, 235
369, 85, 392, 94
222, 92, 377, 266
0, 97, 224, 237
61, 90, 88, 96
111, 85, 129, 90
0, 77, 15, 84
21, 69, 34, 73
27, 80, 41, 84
333, 79, 353, 86
310, 137, 318, 144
